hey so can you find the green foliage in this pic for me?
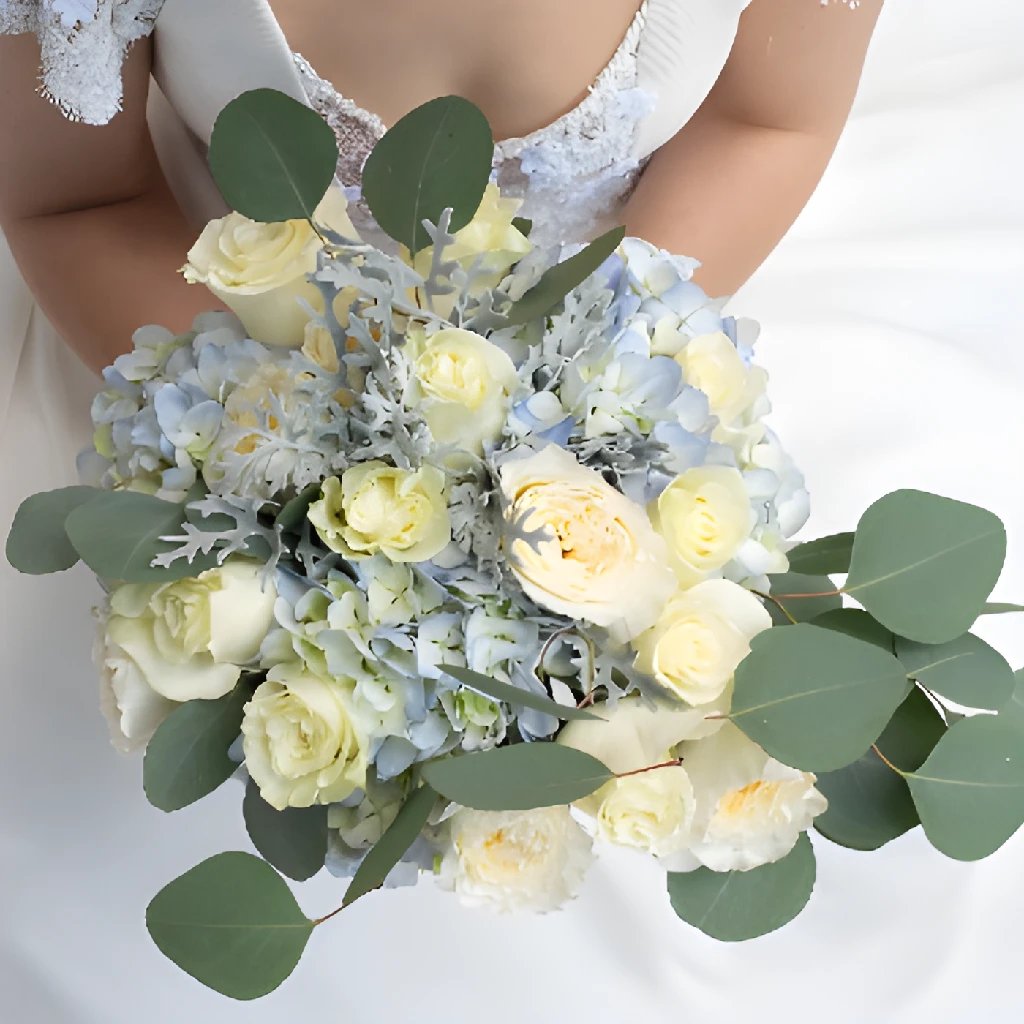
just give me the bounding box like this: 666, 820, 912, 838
362, 95, 493, 252
814, 687, 946, 851
275, 482, 323, 535
64, 490, 219, 582
439, 664, 599, 721
810, 607, 896, 651
147, 852, 313, 1000
208, 89, 339, 223
764, 571, 842, 626
5, 485, 99, 574
143, 683, 249, 812
343, 784, 438, 907
243, 779, 328, 882
666, 833, 816, 942
502, 226, 626, 326
845, 489, 1006, 644
907, 715, 1024, 861
731, 624, 909, 771
896, 633, 1015, 711
785, 532, 855, 575
421, 743, 613, 810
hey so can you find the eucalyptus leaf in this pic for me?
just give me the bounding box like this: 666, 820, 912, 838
1001, 670, 1024, 729
147, 852, 313, 1000
343, 784, 437, 907
907, 716, 1024, 861
666, 833, 816, 942
503, 226, 625, 326
731, 624, 909, 772
765, 572, 842, 626
896, 633, 1015, 711
65, 490, 220, 582
814, 687, 946, 851
243, 779, 328, 882
439, 664, 599, 722
786, 532, 855, 575
511, 216, 533, 236
981, 602, 1024, 616
275, 483, 323, 535
845, 489, 1006, 644
143, 683, 249, 812
420, 743, 613, 810
362, 95, 493, 252
208, 89, 339, 223
810, 608, 895, 652
5, 485, 99, 574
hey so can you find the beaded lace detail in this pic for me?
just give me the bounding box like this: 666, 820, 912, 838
0, 1, 164, 125
293, 1, 656, 246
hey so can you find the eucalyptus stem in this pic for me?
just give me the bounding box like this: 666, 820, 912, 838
871, 744, 904, 776
616, 757, 684, 780
751, 589, 799, 626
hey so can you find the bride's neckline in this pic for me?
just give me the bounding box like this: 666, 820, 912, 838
285, 0, 651, 152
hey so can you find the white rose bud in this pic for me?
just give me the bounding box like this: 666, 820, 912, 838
241, 662, 369, 810
438, 806, 593, 913
499, 444, 676, 641
633, 579, 771, 706
99, 560, 277, 748
183, 187, 355, 347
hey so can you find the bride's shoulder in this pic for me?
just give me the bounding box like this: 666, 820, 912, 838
0, 0, 164, 124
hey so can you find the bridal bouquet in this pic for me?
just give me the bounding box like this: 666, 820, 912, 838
7, 89, 1023, 1000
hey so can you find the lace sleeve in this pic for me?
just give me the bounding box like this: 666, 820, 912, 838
0, 0, 164, 125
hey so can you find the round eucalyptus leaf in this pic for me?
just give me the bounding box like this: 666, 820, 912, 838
810, 608, 896, 652
908, 716, 1024, 861
765, 572, 842, 626
147, 852, 313, 1000
845, 490, 1006, 644
1002, 670, 1024, 730
731, 624, 908, 771
420, 743, 613, 811
208, 89, 339, 223
897, 633, 1015, 711
814, 687, 946, 851
503, 226, 625, 326
65, 490, 219, 582
144, 684, 249, 812
243, 779, 328, 882
5, 485, 99, 574
667, 833, 816, 942
439, 664, 599, 722
362, 95, 493, 252
786, 532, 855, 575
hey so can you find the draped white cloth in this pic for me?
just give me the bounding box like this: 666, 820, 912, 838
2, 1, 1023, 1021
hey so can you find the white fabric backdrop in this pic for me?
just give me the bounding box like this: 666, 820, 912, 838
2, 1, 1022, 1021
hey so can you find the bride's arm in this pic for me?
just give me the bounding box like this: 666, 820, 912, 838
0, 34, 216, 374
623, 0, 884, 296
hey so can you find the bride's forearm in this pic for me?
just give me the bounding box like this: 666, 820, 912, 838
3, 178, 217, 376
623, 112, 841, 298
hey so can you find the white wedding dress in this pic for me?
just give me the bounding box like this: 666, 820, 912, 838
2, 1, 1023, 1022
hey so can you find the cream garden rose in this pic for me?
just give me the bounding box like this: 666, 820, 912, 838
633, 579, 771, 705
437, 806, 593, 913
674, 723, 828, 872
308, 462, 451, 562
99, 560, 277, 748
499, 444, 676, 640
241, 661, 369, 810
652, 465, 755, 585
410, 327, 519, 454
183, 187, 355, 347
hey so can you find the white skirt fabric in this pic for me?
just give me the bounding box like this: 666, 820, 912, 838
2, 2, 1023, 1021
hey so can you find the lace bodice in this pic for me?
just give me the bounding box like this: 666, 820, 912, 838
292, 2, 655, 247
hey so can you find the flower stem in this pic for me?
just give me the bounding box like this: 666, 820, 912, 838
616, 757, 684, 780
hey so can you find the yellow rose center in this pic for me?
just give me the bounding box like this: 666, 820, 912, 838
416, 346, 489, 409
149, 580, 215, 661
654, 616, 726, 686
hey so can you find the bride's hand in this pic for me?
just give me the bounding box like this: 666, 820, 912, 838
623, 0, 884, 298
0, 33, 218, 374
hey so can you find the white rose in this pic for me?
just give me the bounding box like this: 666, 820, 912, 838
499, 444, 676, 640
241, 661, 369, 810
676, 723, 828, 872
558, 697, 725, 859
437, 806, 593, 913
410, 327, 519, 454
651, 465, 756, 586
183, 187, 355, 347
102, 560, 277, 716
632, 579, 771, 706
